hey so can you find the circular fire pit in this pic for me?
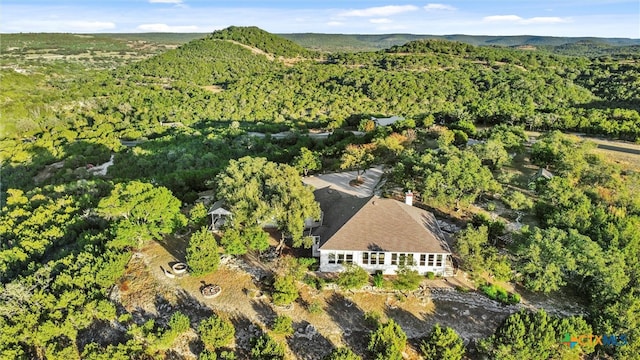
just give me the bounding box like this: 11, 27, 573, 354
201, 284, 222, 299
172, 263, 187, 274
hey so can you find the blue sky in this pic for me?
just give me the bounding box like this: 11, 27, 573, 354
2, 1, 638, 38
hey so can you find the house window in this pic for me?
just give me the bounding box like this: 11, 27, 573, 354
428, 254, 435, 266
333, 252, 353, 264
436, 254, 443, 267
362, 252, 386, 265
420, 254, 426, 266
346, 254, 353, 263
393, 253, 414, 266
406, 254, 414, 266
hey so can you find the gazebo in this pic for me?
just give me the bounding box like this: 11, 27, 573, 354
208, 200, 232, 230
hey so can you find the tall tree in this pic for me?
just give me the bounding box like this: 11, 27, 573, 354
215, 156, 320, 246
97, 181, 187, 248
367, 319, 407, 360
294, 147, 321, 176
340, 144, 375, 182
420, 148, 500, 209
186, 227, 220, 276
420, 324, 465, 360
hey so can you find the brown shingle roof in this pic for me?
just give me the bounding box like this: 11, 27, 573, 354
318, 195, 450, 254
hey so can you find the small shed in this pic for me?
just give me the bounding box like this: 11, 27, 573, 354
535, 168, 554, 180
208, 200, 232, 230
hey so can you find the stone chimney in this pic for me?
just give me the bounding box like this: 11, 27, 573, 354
405, 190, 413, 206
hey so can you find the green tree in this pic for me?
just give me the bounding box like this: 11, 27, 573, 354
272, 275, 298, 306
250, 334, 285, 360
367, 319, 407, 360
455, 225, 489, 274
420, 324, 465, 360
155, 311, 191, 351
294, 147, 321, 176
190, 202, 209, 228
478, 310, 594, 360
97, 181, 187, 248
198, 315, 235, 351
336, 264, 369, 290
323, 347, 362, 360
473, 139, 510, 169
186, 227, 220, 276
215, 156, 320, 245
420, 148, 500, 209
244, 226, 270, 252
271, 315, 293, 336
516, 227, 574, 293
340, 144, 375, 182
220, 228, 247, 255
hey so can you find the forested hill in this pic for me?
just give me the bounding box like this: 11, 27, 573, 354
280, 32, 640, 53
3, 26, 639, 144
125, 35, 282, 85
208, 26, 316, 58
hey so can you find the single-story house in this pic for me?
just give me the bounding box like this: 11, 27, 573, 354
311, 187, 454, 276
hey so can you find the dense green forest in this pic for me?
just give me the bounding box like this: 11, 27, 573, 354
1, 26, 639, 359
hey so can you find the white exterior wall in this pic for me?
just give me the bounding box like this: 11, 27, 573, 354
319, 250, 450, 276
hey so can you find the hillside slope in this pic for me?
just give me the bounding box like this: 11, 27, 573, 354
209, 26, 315, 58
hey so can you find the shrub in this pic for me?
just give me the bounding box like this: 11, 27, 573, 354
250, 334, 285, 360
323, 347, 362, 360
198, 315, 235, 351
367, 319, 407, 360
272, 275, 299, 306
372, 272, 385, 288
272, 315, 293, 336
479, 283, 520, 305
487, 202, 496, 211
220, 228, 247, 255
391, 265, 422, 291
426, 271, 436, 280
186, 227, 220, 276
420, 324, 465, 360
336, 264, 369, 290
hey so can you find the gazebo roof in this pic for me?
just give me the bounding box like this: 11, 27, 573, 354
208, 200, 232, 216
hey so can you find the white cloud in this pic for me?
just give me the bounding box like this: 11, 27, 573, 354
136, 23, 198, 32
370, 18, 393, 24
340, 5, 419, 17
522, 17, 570, 24
483, 15, 571, 25
149, 0, 183, 4
326, 21, 344, 26
424, 4, 456, 11
483, 15, 524, 22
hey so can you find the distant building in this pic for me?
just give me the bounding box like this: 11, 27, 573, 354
311, 187, 454, 276
371, 115, 404, 127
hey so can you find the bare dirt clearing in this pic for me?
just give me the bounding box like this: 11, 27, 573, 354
113, 231, 587, 359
